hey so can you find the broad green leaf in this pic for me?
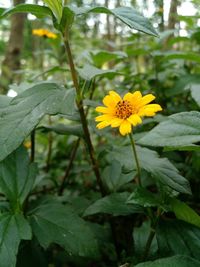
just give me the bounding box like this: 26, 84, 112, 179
163, 51, 200, 63
0, 96, 11, 108
0, 82, 76, 161
164, 145, 200, 152
138, 111, 200, 147
58, 6, 74, 33
0, 4, 157, 37
90, 50, 127, 67
127, 187, 163, 208
0, 4, 52, 19
43, 0, 63, 23
71, 6, 158, 36
170, 199, 200, 228
0, 213, 32, 267
77, 64, 120, 81
28, 199, 100, 259
156, 219, 200, 260
40, 123, 84, 138
133, 255, 200, 267
83, 192, 143, 217
102, 160, 135, 192
166, 74, 200, 96
0, 146, 37, 207
110, 145, 191, 194
133, 221, 158, 259
153, 51, 200, 62
191, 84, 200, 107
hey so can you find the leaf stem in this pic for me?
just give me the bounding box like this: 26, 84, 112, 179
129, 133, 141, 186
62, 36, 106, 196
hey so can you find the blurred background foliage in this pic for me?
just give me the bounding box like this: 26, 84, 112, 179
0, 0, 200, 266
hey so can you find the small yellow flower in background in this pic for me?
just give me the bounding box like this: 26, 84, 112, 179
24, 140, 31, 149
95, 91, 162, 136
32, 29, 57, 39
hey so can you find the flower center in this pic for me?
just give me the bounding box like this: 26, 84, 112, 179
115, 100, 133, 119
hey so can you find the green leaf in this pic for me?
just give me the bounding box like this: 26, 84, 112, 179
0, 82, 76, 161
156, 219, 200, 260
0, 146, 37, 207
163, 51, 200, 63
40, 123, 84, 138
133, 255, 200, 267
71, 6, 158, 36
83, 192, 143, 217
170, 199, 200, 228
133, 221, 158, 259
28, 199, 100, 259
0, 4, 52, 19
58, 6, 74, 33
191, 84, 200, 107
0, 213, 32, 267
166, 74, 200, 97
43, 0, 63, 23
0, 96, 12, 108
110, 145, 191, 194
90, 50, 127, 67
77, 64, 120, 81
138, 111, 200, 147
127, 187, 163, 208
102, 160, 135, 192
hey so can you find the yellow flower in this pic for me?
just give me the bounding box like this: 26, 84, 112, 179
24, 141, 31, 149
32, 29, 57, 39
95, 91, 162, 136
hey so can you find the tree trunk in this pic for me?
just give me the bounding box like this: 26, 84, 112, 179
168, 0, 179, 31
0, 0, 26, 95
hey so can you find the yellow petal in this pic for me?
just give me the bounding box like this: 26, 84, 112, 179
102, 91, 122, 108
95, 114, 114, 122
127, 114, 142, 126
110, 118, 123, 127
123, 92, 134, 102
95, 106, 115, 114
119, 120, 132, 136
103, 95, 116, 108
96, 121, 110, 129
139, 104, 162, 117
139, 94, 155, 106
109, 91, 121, 103
132, 91, 142, 100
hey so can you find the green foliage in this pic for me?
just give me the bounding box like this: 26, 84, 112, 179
0, 146, 37, 208
156, 220, 200, 260
0, 83, 76, 161
138, 112, 200, 148
170, 199, 200, 228
43, 0, 63, 23
110, 145, 191, 194
84, 192, 142, 216
28, 199, 100, 259
0, 213, 32, 267
0, 0, 199, 266
133, 255, 200, 267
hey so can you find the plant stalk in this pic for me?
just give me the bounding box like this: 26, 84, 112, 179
129, 133, 142, 186
62, 36, 106, 196
30, 130, 35, 162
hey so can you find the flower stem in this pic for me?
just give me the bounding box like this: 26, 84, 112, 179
62, 35, 106, 196
129, 133, 142, 186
